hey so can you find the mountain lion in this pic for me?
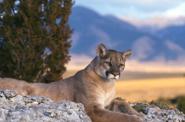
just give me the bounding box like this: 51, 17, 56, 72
0, 44, 143, 122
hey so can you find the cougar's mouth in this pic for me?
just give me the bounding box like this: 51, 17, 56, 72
106, 71, 120, 80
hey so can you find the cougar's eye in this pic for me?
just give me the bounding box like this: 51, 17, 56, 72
119, 64, 125, 68
104, 61, 112, 66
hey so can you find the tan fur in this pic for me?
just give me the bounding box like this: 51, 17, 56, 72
0, 44, 143, 122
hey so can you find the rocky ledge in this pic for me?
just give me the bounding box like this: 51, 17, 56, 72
0, 90, 91, 122
0, 89, 184, 122
133, 103, 185, 122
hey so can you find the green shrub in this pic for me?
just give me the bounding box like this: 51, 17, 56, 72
0, 0, 73, 83
176, 96, 185, 114
150, 98, 172, 109
154, 96, 185, 114
133, 103, 148, 114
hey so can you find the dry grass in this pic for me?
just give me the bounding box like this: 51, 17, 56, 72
64, 55, 185, 102
63, 68, 185, 103
116, 77, 185, 102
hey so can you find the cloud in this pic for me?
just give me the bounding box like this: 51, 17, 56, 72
75, 0, 185, 19
76, 0, 183, 8
120, 1, 185, 27
164, 2, 185, 18
122, 16, 185, 28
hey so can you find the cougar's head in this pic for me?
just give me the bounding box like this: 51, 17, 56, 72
94, 43, 131, 80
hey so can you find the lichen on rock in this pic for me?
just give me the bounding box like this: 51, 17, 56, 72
0, 89, 91, 122
133, 103, 185, 122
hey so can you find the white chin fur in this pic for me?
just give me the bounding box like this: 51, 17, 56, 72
115, 75, 120, 80
107, 74, 119, 80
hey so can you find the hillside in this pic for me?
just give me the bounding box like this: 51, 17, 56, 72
69, 6, 185, 61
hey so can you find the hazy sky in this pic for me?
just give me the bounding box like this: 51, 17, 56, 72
75, 0, 185, 19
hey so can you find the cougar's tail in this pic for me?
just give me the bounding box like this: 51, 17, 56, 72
0, 77, 33, 96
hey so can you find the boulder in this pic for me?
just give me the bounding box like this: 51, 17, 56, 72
133, 103, 185, 122
0, 90, 91, 122
0, 89, 185, 122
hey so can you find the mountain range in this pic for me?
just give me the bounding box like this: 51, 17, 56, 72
69, 6, 185, 61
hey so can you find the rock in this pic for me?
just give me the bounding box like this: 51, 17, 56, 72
0, 89, 185, 122
0, 89, 91, 122
133, 103, 185, 122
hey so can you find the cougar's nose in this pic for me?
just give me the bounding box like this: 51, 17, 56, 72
112, 72, 120, 76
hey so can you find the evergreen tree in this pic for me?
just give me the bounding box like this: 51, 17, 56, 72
0, 0, 73, 83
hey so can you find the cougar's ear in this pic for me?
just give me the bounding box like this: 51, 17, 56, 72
96, 43, 107, 57
122, 49, 132, 59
